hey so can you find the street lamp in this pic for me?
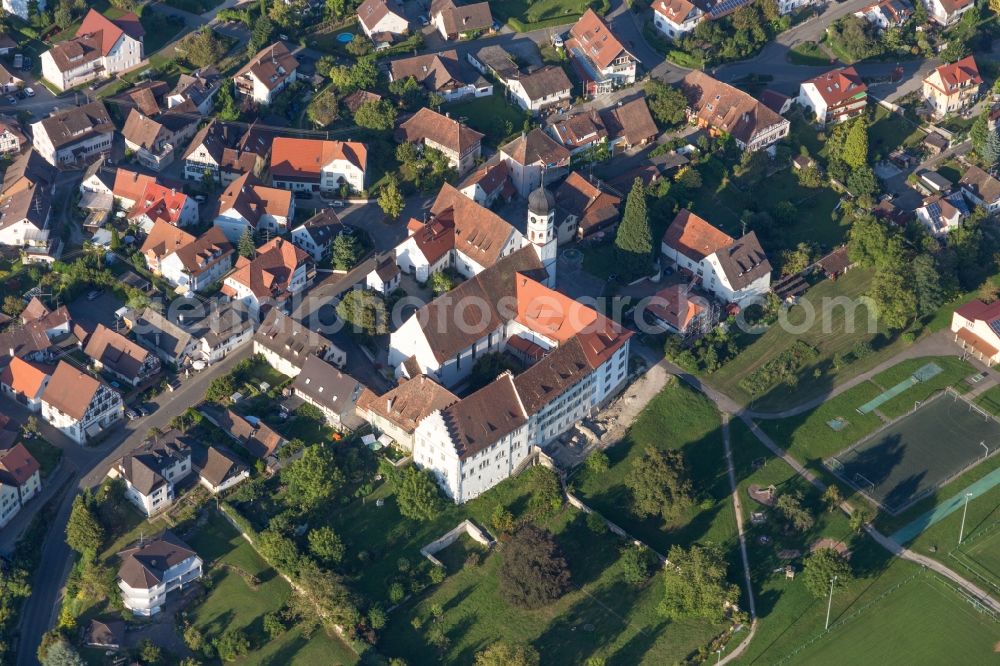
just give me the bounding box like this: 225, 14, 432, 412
959, 492, 974, 545
824, 575, 838, 630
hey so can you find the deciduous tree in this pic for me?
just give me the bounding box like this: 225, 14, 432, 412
645, 80, 687, 128
475, 642, 540, 666
332, 231, 361, 271
499, 525, 571, 609
353, 98, 396, 130
625, 446, 693, 522
377, 175, 405, 219
775, 491, 815, 532
186, 27, 226, 68
802, 548, 853, 598
308, 526, 346, 565
395, 466, 443, 521
336, 288, 388, 335
282, 444, 344, 509
659, 544, 738, 622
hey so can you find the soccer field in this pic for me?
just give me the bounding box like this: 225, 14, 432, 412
782, 577, 999, 665
828, 392, 1000, 514
951, 522, 1000, 592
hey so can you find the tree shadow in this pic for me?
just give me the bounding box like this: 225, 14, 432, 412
534, 580, 634, 666
257, 632, 308, 666
609, 618, 669, 666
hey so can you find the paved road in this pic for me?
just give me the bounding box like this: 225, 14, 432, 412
14, 345, 253, 666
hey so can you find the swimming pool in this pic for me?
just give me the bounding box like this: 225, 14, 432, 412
337, 33, 355, 44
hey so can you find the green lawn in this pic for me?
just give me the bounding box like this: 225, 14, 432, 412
868, 356, 974, 419
787, 41, 831, 66
379, 507, 728, 665
868, 104, 926, 160
21, 437, 62, 478
580, 243, 618, 282
703, 269, 909, 411
571, 381, 738, 556
442, 95, 528, 147
163, 0, 225, 14
776, 575, 999, 665
976, 384, 1000, 415
492, 0, 598, 29
188, 511, 359, 665
139, 9, 186, 54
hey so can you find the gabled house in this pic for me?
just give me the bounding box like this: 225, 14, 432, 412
798, 67, 868, 125
653, 0, 703, 39
548, 111, 608, 154
122, 109, 199, 171
193, 446, 248, 494
366, 253, 401, 294
959, 165, 1000, 214
600, 97, 659, 150
431, 0, 493, 40
647, 284, 708, 337
916, 191, 970, 237
566, 9, 639, 97
0, 180, 52, 249
117, 531, 202, 616
554, 171, 621, 242
83, 323, 161, 387
389, 50, 492, 102
681, 70, 790, 152
199, 405, 287, 460
113, 79, 169, 116
0, 443, 41, 528
0, 301, 71, 367
357, 0, 409, 43
504, 65, 574, 114
190, 301, 253, 363
111, 168, 158, 208
0, 115, 26, 154
41, 9, 144, 92
0, 357, 53, 412
290, 209, 344, 262
291, 355, 365, 429
182, 119, 269, 184
40, 360, 123, 445
499, 129, 571, 197
140, 220, 195, 274
234, 42, 299, 105
922, 56, 981, 119
854, 0, 913, 31
269, 138, 367, 195
84, 619, 125, 651
222, 237, 314, 313
129, 307, 195, 368
922, 0, 974, 26
3, 149, 56, 196
31, 101, 115, 166
108, 433, 192, 516
356, 375, 458, 451
167, 67, 221, 115
128, 182, 200, 232
661, 209, 772, 306
398, 107, 482, 176
252, 309, 345, 376
157, 226, 234, 295
458, 160, 516, 207
213, 172, 294, 242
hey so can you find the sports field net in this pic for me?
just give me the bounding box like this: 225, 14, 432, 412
856, 362, 942, 415
828, 390, 1000, 514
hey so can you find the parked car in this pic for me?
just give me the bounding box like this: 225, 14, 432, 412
24, 87, 34, 97
293, 191, 312, 200
418, 14, 429, 25
551, 33, 564, 48
20, 57, 30, 70
87, 289, 102, 300
125, 408, 139, 420
330, 200, 345, 208
167, 378, 181, 392
6, 95, 15, 104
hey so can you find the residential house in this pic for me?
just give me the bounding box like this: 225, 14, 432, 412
222, 237, 314, 313
389, 50, 492, 102
234, 42, 299, 105
554, 171, 621, 242
467, 44, 519, 80
108, 433, 192, 516
84, 620, 125, 651
140, 220, 195, 274
922, 56, 981, 119
916, 191, 970, 237
253, 308, 346, 376
128, 182, 200, 233
111, 168, 158, 208
960, 165, 1000, 214
398, 107, 482, 176
122, 109, 198, 171
113, 79, 169, 116
566, 9, 639, 97
117, 531, 202, 616
395, 183, 525, 280
41, 9, 144, 91
129, 307, 195, 367
157, 226, 234, 295
647, 284, 708, 336
0, 300, 71, 367
182, 119, 269, 184
458, 160, 515, 206
83, 323, 160, 387
193, 446, 249, 494
290, 209, 344, 262
0, 444, 41, 528
922, 0, 974, 26
390, 245, 631, 394
199, 405, 287, 460
681, 70, 790, 151
661, 209, 772, 306
40, 360, 123, 445
356, 375, 458, 451
167, 67, 221, 115
190, 301, 253, 363
798, 66, 868, 125
213, 172, 294, 242
951, 299, 1000, 364
31, 101, 115, 166
653, 0, 703, 40
357, 0, 409, 43
366, 254, 401, 294
499, 129, 571, 197
3, 149, 56, 196
548, 111, 608, 154
342, 90, 383, 114
431, 0, 492, 40
505, 65, 574, 113
0, 357, 53, 411
0, 179, 52, 248
291, 355, 365, 429
0, 116, 26, 154
600, 96, 659, 150
854, 0, 913, 30
269, 138, 367, 194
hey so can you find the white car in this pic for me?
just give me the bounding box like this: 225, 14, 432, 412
551, 33, 564, 48
23, 87, 34, 97
330, 200, 345, 208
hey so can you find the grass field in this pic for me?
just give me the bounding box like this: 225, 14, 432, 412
571, 381, 738, 556
868, 104, 926, 160
787, 41, 831, 66
703, 269, 909, 411
775, 575, 999, 665
378, 507, 728, 665
443, 95, 528, 146
21, 437, 62, 478
163, 0, 225, 14
491, 0, 595, 28
188, 512, 359, 665
951, 520, 1000, 590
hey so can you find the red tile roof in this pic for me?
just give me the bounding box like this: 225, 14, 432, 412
0, 443, 40, 486
802, 66, 867, 106
662, 208, 735, 261
77, 9, 143, 56
569, 8, 633, 70
0, 357, 51, 399
269, 138, 367, 179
